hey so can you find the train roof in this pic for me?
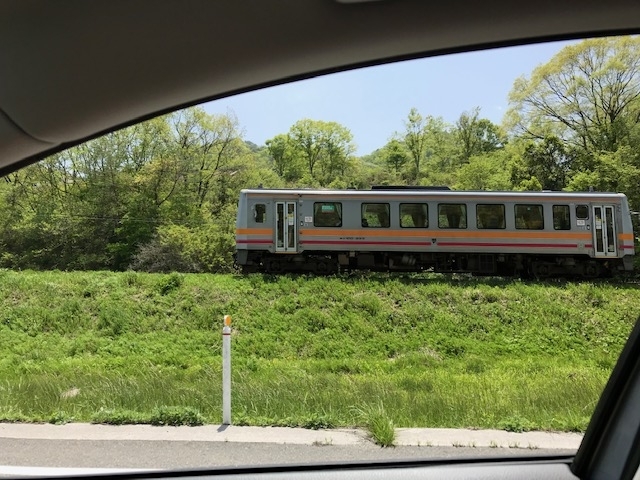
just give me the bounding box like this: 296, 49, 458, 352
240, 188, 628, 200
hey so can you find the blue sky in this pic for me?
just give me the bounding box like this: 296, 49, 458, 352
204, 40, 576, 156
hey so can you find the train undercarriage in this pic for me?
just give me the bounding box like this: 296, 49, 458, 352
237, 250, 625, 278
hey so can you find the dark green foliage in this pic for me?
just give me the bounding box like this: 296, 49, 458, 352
234, 414, 336, 430
48, 411, 74, 425
301, 414, 336, 430
91, 409, 147, 425
157, 272, 184, 295
511, 136, 574, 191
498, 416, 534, 433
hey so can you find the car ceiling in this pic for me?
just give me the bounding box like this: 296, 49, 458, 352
1, 0, 640, 176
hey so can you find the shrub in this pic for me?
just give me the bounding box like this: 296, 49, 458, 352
91, 408, 147, 425
130, 224, 235, 274
355, 403, 396, 447
149, 406, 205, 426
157, 272, 184, 295
129, 237, 197, 273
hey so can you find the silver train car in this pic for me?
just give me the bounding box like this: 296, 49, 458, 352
235, 187, 635, 277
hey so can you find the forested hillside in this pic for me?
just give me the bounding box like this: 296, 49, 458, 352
0, 37, 638, 272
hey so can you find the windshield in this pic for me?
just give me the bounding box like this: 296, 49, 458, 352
1, 36, 639, 472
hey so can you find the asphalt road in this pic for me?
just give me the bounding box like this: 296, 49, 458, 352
0, 437, 575, 471
0, 424, 580, 476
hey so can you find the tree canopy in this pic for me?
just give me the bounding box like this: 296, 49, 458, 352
266, 119, 356, 187
507, 36, 640, 152
505, 36, 640, 208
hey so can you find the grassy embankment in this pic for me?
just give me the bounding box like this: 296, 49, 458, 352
1, 269, 638, 437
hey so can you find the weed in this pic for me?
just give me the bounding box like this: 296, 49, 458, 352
157, 273, 183, 295
312, 438, 333, 446
301, 414, 336, 430
149, 406, 205, 426
243, 356, 260, 373
304, 310, 329, 333
97, 305, 129, 336
464, 357, 486, 374
0, 410, 30, 423
398, 375, 434, 393
489, 440, 499, 448
49, 411, 73, 424
499, 416, 534, 433
122, 271, 141, 287
355, 403, 395, 447
91, 408, 147, 425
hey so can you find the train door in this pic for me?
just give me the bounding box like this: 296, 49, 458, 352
592, 205, 617, 257
275, 201, 297, 253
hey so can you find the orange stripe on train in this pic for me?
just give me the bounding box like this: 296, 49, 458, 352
236, 228, 273, 235
299, 229, 592, 240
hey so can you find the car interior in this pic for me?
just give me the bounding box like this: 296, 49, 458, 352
2, 1, 640, 478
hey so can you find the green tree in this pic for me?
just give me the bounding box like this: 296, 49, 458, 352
319, 122, 355, 182
287, 119, 355, 186
289, 119, 324, 178
566, 147, 640, 208
403, 108, 429, 181
510, 136, 575, 191
454, 150, 513, 190
353, 149, 400, 188
382, 139, 408, 175
265, 134, 302, 181
169, 108, 244, 211
0, 106, 252, 272
403, 108, 457, 184
506, 37, 640, 152
455, 107, 504, 162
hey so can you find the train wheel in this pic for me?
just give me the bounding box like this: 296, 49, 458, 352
314, 257, 337, 275
267, 259, 283, 273
315, 259, 329, 275
532, 262, 550, 279
583, 263, 599, 278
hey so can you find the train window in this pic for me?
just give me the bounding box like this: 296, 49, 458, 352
254, 204, 266, 223
438, 203, 467, 229
314, 202, 342, 227
362, 203, 390, 228
477, 204, 505, 229
515, 204, 544, 230
553, 205, 571, 230
400, 203, 428, 228
576, 205, 589, 219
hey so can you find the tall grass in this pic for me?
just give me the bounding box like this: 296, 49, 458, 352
0, 269, 638, 431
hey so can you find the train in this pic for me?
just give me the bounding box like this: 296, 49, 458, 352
235, 187, 635, 278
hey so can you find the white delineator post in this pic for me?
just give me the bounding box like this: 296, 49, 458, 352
222, 314, 232, 425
